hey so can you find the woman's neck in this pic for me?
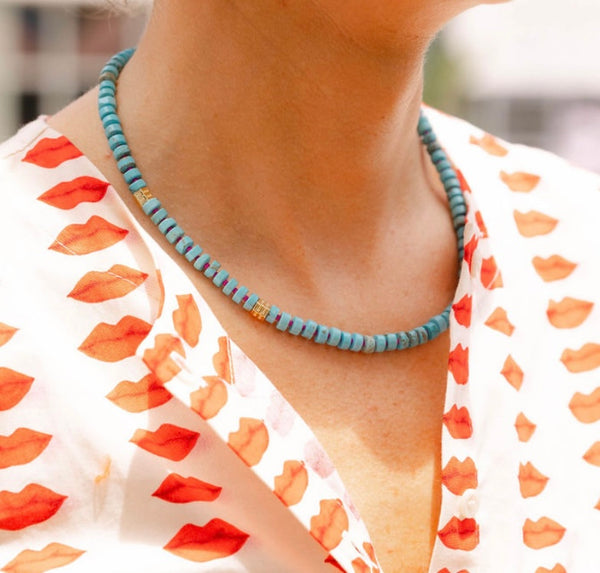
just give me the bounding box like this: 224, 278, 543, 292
112, 1, 451, 259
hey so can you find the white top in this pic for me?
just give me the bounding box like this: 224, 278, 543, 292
0, 110, 599, 573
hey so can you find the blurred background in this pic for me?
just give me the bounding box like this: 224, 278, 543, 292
0, 0, 599, 172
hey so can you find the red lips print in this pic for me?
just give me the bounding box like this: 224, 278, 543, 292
37, 176, 109, 210
0, 368, 34, 411
164, 519, 249, 563
438, 517, 479, 551
22, 136, 83, 168
152, 473, 222, 503
68, 264, 148, 303
130, 423, 200, 461
0, 428, 52, 469
49, 216, 128, 256
79, 315, 152, 362
0, 484, 67, 531
173, 294, 202, 347
106, 373, 172, 413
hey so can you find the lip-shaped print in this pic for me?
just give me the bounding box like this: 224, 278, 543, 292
532, 255, 577, 282
173, 294, 202, 347
501, 355, 524, 391
190, 376, 228, 420
351, 557, 370, 573
469, 133, 508, 157
79, 315, 152, 363
324, 554, 345, 571
0, 368, 34, 411
130, 423, 200, 461
455, 168, 471, 194
0, 323, 17, 348
522, 517, 566, 549
0, 484, 67, 531
68, 264, 148, 303
213, 336, 233, 383
442, 405, 473, 439
37, 176, 109, 210
583, 441, 600, 467
463, 236, 478, 271
273, 460, 308, 507
438, 516, 479, 551
485, 307, 515, 336
152, 473, 222, 503
441, 456, 478, 495
310, 499, 349, 552
164, 519, 249, 563
514, 412, 536, 442
156, 270, 165, 318
2, 542, 84, 573
228, 418, 269, 467
22, 136, 83, 168
568, 387, 600, 424
561, 343, 600, 373
500, 171, 541, 192
0, 428, 52, 470
475, 210, 488, 237
513, 210, 558, 237
448, 344, 469, 385
518, 462, 549, 498
480, 256, 503, 289
535, 565, 566, 573
48, 216, 128, 256
547, 297, 593, 329
452, 294, 472, 328
363, 542, 377, 564
143, 334, 186, 383
106, 373, 172, 413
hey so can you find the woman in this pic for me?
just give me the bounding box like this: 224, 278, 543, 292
1, 1, 598, 571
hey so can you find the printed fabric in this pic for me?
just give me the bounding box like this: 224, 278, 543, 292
0, 109, 599, 573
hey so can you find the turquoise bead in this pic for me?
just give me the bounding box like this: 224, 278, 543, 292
166, 225, 184, 244
175, 236, 193, 255
213, 269, 229, 287
349, 333, 364, 352
150, 207, 168, 225
158, 217, 177, 235
302, 320, 318, 340
103, 113, 120, 127
108, 133, 126, 150
373, 335, 387, 353
277, 312, 292, 331
184, 244, 202, 263
222, 278, 238, 296
289, 317, 304, 335
443, 177, 460, 190
424, 320, 441, 340
193, 253, 210, 271
123, 167, 142, 184
337, 331, 352, 350
104, 123, 123, 139
204, 260, 221, 278
99, 105, 116, 119
362, 335, 376, 353
407, 330, 419, 347
243, 293, 259, 311
314, 325, 329, 344
327, 328, 342, 346
415, 326, 428, 344
385, 333, 398, 351
232, 286, 249, 304
117, 156, 136, 173
129, 179, 147, 193
431, 150, 447, 164
266, 305, 280, 324
397, 332, 410, 350
113, 144, 131, 161
142, 198, 161, 215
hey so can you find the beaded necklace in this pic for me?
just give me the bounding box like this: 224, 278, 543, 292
98, 49, 466, 353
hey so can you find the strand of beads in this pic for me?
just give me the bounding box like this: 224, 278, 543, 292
98, 49, 466, 353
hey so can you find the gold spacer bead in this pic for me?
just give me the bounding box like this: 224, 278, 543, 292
250, 298, 271, 322
133, 187, 154, 207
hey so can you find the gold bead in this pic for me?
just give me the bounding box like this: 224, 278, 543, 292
250, 298, 271, 322
133, 187, 154, 207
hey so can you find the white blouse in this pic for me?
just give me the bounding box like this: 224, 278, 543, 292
0, 109, 598, 573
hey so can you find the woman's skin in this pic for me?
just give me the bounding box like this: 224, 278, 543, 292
50, 1, 508, 570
